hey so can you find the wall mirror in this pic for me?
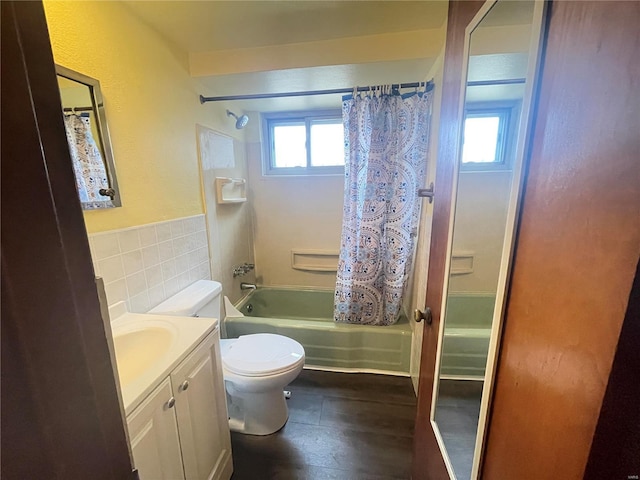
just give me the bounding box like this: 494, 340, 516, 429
431, 1, 546, 478
56, 65, 121, 209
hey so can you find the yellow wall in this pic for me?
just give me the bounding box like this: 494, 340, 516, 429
44, 0, 243, 233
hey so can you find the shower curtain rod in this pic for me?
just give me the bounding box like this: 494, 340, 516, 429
63, 106, 93, 112
199, 80, 435, 104
467, 78, 526, 87
199, 77, 525, 103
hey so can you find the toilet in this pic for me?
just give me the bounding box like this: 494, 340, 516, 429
149, 280, 305, 435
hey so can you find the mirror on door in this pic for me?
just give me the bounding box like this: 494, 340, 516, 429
431, 1, 546, 478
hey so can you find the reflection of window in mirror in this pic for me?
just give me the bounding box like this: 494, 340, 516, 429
461, 103, 519, 171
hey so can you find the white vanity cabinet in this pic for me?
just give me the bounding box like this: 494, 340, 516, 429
127, 378, 185, 480
171, 328, 232, 480
126, 328, 232, 480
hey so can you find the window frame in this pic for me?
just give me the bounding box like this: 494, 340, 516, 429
461, 102, 519, 172
261, 109, 344, 176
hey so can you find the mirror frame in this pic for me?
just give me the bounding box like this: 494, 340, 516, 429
56, 64, 122, 208
428, 0, 548, 477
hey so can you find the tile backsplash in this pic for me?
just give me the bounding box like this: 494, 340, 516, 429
88, 215, 211, 314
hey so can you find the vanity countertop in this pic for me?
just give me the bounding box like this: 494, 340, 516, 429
110, 311, 218, 416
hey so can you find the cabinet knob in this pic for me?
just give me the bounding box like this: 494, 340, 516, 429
166, 396, 176, 409
180, 380, 190, 392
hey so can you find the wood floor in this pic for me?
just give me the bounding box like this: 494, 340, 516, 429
230, 369, 417, 480
435, 380, 483, 480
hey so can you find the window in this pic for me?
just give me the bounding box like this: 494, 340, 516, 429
461, 107, 512, 170
262, 110, 344, 175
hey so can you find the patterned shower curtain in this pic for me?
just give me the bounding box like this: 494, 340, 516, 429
334, 86, 433, 326
63, 114, 113, 209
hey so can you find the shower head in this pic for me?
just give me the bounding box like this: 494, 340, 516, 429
226, 109, 249, 129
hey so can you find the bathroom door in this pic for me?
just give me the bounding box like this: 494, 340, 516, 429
411, 0, 547, 477
412, 2, 484, 477
2, 1, 134, 477
480, 0, 640, 476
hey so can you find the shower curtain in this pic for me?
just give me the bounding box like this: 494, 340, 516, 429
63, 114, 113, 209
334, 86, 433, 326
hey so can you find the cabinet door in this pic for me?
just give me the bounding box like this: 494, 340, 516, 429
127, 378, 185, 480
171, 329, 233, 480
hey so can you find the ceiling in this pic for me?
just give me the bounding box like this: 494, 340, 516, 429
120, 1, 534, 111
122, 1, 448, 53
121, 1, 446, 110
479, 0, 534, 27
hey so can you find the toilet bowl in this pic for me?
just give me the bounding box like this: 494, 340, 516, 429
221, 334, 304, 435
148, 280, 305, 435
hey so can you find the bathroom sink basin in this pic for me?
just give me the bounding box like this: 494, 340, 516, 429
113, 326, 174, 386
108, 308, 217, 415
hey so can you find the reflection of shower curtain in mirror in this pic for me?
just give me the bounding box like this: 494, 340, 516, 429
63, 114, 113, 209
334, 87, 433, 326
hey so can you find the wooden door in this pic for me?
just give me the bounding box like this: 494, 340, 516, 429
411, 2, 484, 479
127, 379, 185, 480
171, 331, 233, 480
584, 259, 640, 478
481, 1, 640, 478
1, 1, 133, 478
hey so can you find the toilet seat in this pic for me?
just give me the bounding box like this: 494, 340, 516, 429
221, 333, 304, 377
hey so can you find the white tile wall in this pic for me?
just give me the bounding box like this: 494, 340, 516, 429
88, 215, 211, 314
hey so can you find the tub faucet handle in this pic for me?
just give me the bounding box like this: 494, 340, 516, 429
233, 263, 256, 277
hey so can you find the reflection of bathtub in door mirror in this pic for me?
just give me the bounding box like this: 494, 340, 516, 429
56, 65, 121, 209
430, 1, 548, 478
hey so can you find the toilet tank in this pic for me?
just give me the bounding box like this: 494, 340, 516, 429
149, 280, 223, 319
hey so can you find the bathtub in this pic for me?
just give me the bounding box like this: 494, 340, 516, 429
224, 287, 412, 375
439, 293, 494, 379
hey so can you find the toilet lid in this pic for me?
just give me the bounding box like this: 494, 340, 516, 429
222, 333, 305, 377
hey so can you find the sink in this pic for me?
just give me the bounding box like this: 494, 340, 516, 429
107, 308, 217, 414
113, 326, 174, 386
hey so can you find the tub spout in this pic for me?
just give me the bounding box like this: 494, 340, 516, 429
240, 282, 257, 291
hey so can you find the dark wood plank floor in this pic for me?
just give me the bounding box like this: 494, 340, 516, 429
230, 369, 417, 480
434, 380, 483, 480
